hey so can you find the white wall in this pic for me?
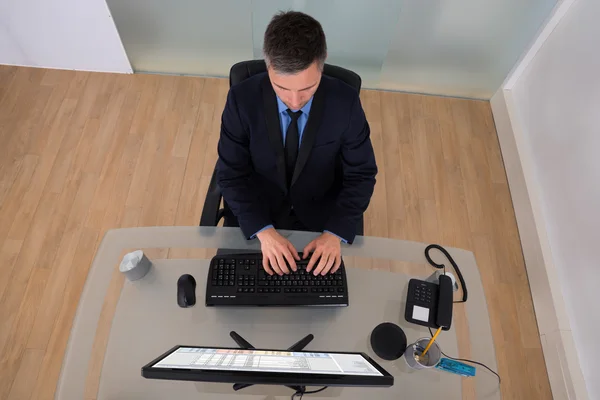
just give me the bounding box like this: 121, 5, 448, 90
0, 0, 131, 73
493, 0, 600, 398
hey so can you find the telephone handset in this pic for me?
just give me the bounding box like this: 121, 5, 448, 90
404, 274, 454, 330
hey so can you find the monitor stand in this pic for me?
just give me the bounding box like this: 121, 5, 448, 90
229, 330, 314, 393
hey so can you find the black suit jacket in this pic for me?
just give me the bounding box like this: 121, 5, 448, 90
216, 73, 377, 243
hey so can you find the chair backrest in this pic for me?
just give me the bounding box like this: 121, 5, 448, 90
229, 60, 361, 94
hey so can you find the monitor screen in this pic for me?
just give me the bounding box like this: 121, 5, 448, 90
153, 347, 383, 376
142, 345, 393, 387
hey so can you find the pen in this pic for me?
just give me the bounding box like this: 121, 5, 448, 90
420, 326, 442, 358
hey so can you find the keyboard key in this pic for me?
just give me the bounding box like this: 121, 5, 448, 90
311, 288, 317, 292
338, 287, 344, 293
276, 288, 281, 293
237, 288, 243, 293
211, 280, 217, 286
284, 288, 290, 293
249, 288, 255, 293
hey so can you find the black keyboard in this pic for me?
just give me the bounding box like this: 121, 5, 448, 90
205, 253, 348, 306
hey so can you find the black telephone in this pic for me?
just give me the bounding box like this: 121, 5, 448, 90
405, 274, 454, 330
404, 244, 468, 330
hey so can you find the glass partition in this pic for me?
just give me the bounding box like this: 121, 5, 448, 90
108, 0, 557, 98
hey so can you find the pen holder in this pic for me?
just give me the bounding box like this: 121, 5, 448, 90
404, 337, 442, 370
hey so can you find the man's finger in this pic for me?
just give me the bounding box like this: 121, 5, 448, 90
263, 254, 274, 276
303, 240, 317, 259
287, 242, 300, 262
306, 249, 322, 272
269, 254, 283, 276
313, 253, 330, 276
282, 247, 297, 272
331, 255, 342, 274
321, 253, 336, 275
275, 252, 288, 275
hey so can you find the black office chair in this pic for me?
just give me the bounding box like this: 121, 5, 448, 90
200, 60, 364, 235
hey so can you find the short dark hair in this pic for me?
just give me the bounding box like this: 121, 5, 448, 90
263, 11, 327, 74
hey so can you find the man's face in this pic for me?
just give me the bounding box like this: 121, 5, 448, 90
267, 61, 322, 111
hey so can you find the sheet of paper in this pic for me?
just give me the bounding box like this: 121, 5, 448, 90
412, 305, 430, 322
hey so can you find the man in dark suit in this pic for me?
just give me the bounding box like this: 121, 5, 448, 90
217, 11, 377, 277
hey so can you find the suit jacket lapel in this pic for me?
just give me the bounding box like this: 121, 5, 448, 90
291, 77, 325, 186
261, 76, 287, 190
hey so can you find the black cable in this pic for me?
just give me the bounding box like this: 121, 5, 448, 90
425, 244, 468, 303
428, 327, 501, 384
291, 386, 328, 399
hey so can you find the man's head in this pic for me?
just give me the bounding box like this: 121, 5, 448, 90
263, 11, 327, 110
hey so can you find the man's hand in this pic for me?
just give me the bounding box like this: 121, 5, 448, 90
256, 227, 299, 276
303, 232, 342, 276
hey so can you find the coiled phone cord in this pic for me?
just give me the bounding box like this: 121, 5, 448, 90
424, 244, 468, 303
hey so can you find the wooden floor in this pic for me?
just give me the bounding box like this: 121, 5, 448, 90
0, 65, 551, 399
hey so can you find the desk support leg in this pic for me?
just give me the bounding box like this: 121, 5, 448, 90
230, 330, 314, 393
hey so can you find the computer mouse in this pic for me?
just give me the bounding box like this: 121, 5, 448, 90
177, 274, 196, 308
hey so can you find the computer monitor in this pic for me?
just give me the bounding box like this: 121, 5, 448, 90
142, 345, 394, 388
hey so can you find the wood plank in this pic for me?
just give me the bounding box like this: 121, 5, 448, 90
27, 173, 100, 350
30, 229, 99, 400
3, 98, 78, 242
0, 191, 60, 357
7, 348, 45, 400
124, 76, 176, 211
173, 102, 214, 227
0, 267, 50, 399
361, 90, 388, 238
0, 82, 53, 203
